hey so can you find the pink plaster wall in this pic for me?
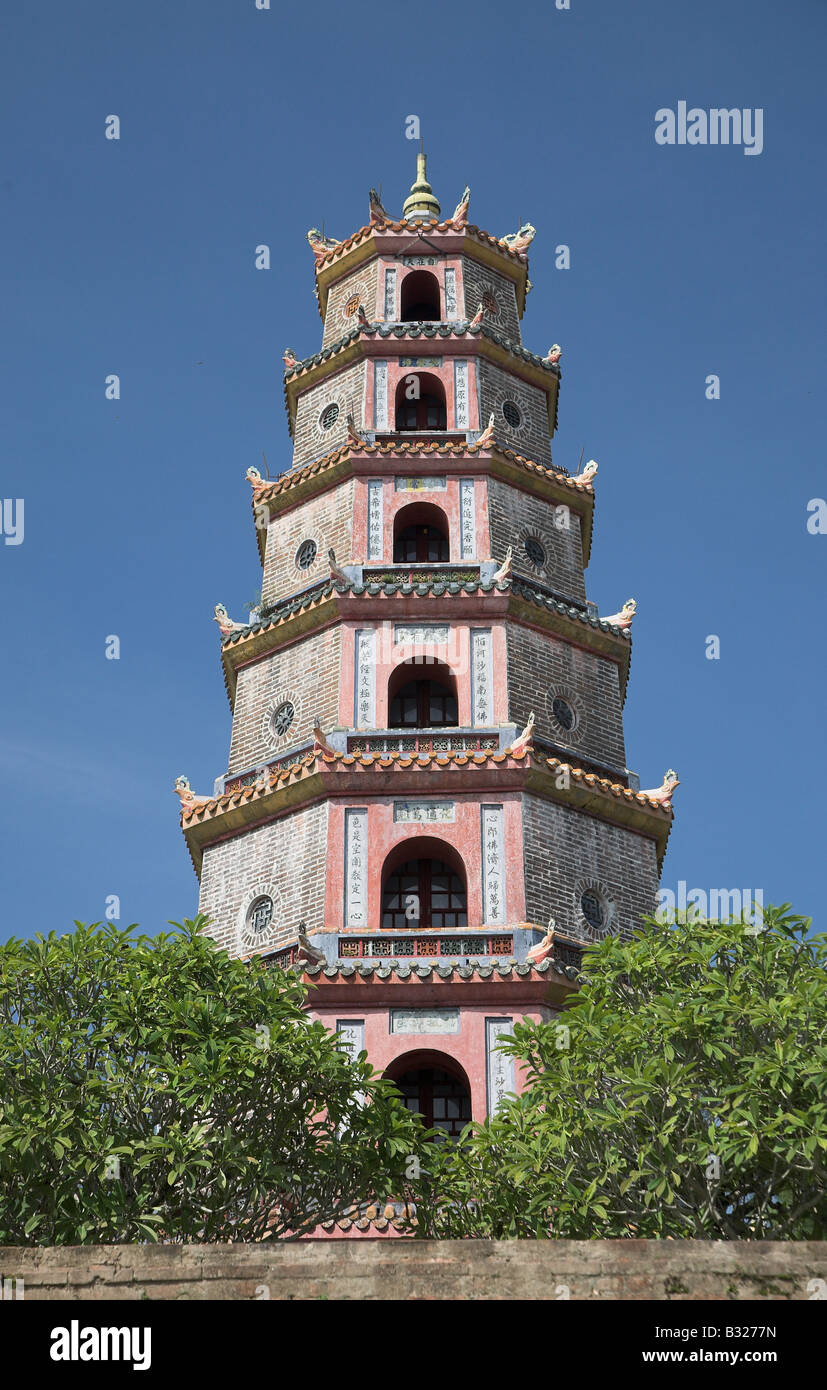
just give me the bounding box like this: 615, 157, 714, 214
310, 1001, 541, 1119
351, 473, 490, 565
338, 620, 508, 729
323, 791, 526, 930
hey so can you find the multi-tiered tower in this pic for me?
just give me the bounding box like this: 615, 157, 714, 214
178, 155, 675, 1160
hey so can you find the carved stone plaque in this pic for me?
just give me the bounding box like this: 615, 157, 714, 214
383, 269, 397, 321
393, 801, 455, 823
354, 629, 375, 727
374, 360, 388, 430
394, 476, 446, 491
367, 480, 383, 561
394, 623, 449, 645
344, 809, 368, 928
470, 628, 493, 726
336, 1019, 365, 1058
454, 360, 469, 428
460, 478, 476, 558
391, 1008, 460, 1034
485, 1016, 515, 1114
481, 803, 506, 924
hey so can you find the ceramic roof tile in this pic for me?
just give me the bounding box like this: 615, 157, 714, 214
311, 219, 529, 271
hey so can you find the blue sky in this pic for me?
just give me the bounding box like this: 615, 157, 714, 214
1, 0, 824, 942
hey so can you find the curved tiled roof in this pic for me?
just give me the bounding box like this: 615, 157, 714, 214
220, 574, 627, 656
312, 219, 530, 272
178, 745, 673, 829
302, 956, 578, 982
508, 578, 632, 641
283, 319, 558, 384
250, 437, 591, 508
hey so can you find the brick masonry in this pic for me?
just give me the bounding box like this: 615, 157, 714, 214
478, 360, 552, 466
3, 1241, 824, 1300
227, 626, 342, 775
290, 362, 366, 470
522, 793, 660, 940
262, 478, 354, 606
487, 476, 586, 599
197, 801, 329, 957
461, 256, 523, 345
321, 259, 381, 349
505, 624, 627, 771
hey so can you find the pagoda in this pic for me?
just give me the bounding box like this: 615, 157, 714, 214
177, 154, 677, 1228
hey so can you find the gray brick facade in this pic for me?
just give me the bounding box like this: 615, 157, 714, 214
461, 257, 522, 346
198, 801, 329, 958
505, 624, 627, 772
262, 478, 354, 606
227, 626, 342, 775
321, 260, 381, 349
522, 793, 660, 941
477, 359, 552, 465
487, 476, 586, 600
290, 362, 366, 470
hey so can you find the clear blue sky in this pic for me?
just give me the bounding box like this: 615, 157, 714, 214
1, 0, 824, 941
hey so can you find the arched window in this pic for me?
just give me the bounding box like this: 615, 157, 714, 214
394, 523, 448, 563
400, 270, 441, 323
382, 858, 467, 929
394, 1067, 472, 1139
392, 500, 450, 562
394, 372, 447, 431
388, 658, 458, 728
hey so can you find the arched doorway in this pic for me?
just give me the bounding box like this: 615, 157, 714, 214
381, 838, 467, 929
385, 1051, 472, 1140
393, 500, 449, 562
388, 658, 458, 729
394, 372, 447, 431
400, 270, 441, 323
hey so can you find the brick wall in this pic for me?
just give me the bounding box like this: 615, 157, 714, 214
291, 363, 366, 469
262, 479, 354, 606
198, 801, 329, 956
478, 360, 552, 466
4, 1240, 823, 1300
506, 625, 627, 771
227, 626, 342, 775
461, 257, 522, 345
521, 793, 660, 940
487, 477, 586, 600
321, 260, 381, 349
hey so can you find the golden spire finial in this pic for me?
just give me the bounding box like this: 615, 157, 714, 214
402, 148, 441, 221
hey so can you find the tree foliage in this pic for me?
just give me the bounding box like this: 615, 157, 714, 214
0, 918, 427, 1243
419, 906, 827, 1239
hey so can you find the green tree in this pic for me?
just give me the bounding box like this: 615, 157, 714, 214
0, 918, 427, 1243
419, 906, 827, 1239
